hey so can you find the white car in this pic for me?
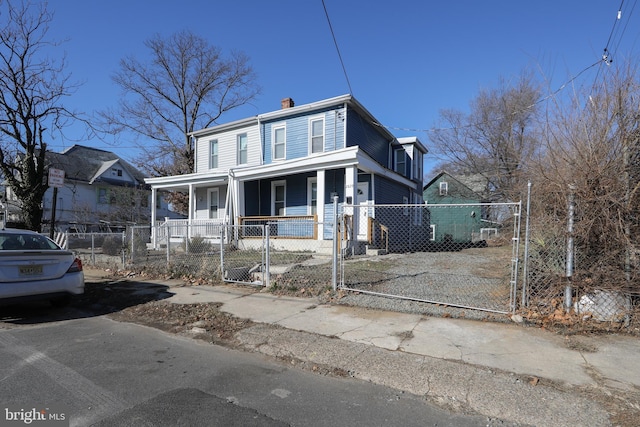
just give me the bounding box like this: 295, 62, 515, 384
0, 228, 84, 306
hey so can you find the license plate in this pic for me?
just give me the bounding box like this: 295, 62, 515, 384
19, 265, 43, 276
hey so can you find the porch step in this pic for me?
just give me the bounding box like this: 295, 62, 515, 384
366, 245, 387, 256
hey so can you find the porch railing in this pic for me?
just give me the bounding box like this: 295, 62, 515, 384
157, 219, 226, 239
238, 215, 318, 239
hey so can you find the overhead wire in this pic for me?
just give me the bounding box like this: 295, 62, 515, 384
321, 0, 353, 95
373, 2, 634, 137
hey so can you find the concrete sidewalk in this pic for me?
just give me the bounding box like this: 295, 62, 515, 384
166, 283, 640, 426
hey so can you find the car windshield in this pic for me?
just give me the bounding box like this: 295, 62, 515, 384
0, 233, 59, 250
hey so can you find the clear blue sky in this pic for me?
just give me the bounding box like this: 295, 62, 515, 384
44, 0, 638, 174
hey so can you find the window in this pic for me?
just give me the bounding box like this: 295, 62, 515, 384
439, 181, 448, 196
272, 181, 286, 216
308, 178, 317, 215
273, 126, 285, 160
395, 149, 406, 175
310, 118, 324, 153
413, 151, 422, 181
430, 225, 436, 241
111, 168, 123, 177
237, 133, 248, 164
209, 140, 218, 169
97, 188, 109, 204
209, 189, 219, 219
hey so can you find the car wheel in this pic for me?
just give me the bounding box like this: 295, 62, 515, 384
50, 295, 72, 307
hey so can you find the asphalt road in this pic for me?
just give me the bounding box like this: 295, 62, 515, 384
0, 305, 506, 427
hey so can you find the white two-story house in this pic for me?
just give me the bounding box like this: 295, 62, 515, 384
5, 145, 178, 232
146, 94, 428, 251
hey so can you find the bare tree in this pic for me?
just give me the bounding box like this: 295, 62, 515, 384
0, 1, 78, 231
529, 59, 640, 294
101, 30, 260, 214
429, 70, 542, 202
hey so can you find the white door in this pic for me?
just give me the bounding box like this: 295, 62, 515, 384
356, 182, 370, 241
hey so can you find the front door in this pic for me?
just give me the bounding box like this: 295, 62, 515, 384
356, 182, 370, 241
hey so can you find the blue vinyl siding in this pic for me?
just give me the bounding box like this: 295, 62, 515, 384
261, 107, 345, 164
345, 106, 390, 165
374, 175, 410, 204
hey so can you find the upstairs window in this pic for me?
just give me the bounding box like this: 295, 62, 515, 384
273, 126, 286, 160
310, 118, 324, 153
209, 140, 218, 169
413, 151, 422, 181
237, 133, 248, 165
394, 148, 406, 175
439, 181, 448, 196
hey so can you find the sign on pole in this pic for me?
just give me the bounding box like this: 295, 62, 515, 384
48, 168, 65, 188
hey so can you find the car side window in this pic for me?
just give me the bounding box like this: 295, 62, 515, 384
1, 236, 22, 250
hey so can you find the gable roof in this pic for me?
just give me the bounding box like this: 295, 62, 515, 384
190, 94, 396, 141
45, 145, 147, 186
423, 171, 488, 197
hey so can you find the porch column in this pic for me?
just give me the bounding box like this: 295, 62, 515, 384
150, 187, 157, 248
188, 183, 194, 239
316, 170, 325, 240
345, 165, 358, 241
236, 180, 245, 224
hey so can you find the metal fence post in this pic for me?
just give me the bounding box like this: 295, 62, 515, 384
219, 225, 225, 281
130, 227, 135, 264
166, 225, 170, 264
91, 233, 96, 266
332, 195, 339, 291
521, 181, 532, 307
265, 223, 270, 288
121, 231, 126, 269
565, 184, 576, 313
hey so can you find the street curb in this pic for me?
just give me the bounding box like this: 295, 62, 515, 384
234, 323, 610, 427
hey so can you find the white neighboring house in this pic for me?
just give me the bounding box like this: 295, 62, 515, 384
4, 145, 180, 231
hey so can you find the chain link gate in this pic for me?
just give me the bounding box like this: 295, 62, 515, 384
337, 202, 522, 314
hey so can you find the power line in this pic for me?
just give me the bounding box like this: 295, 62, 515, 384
371, 60, 603, 136
321, 0, 353, 95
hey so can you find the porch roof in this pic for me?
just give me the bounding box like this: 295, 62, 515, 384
145, 172, 227, 191
145, 146, 415, 190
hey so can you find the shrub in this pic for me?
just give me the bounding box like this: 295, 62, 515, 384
102, 236, 123, 256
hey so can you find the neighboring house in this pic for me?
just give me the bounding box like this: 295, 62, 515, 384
7, 145, 178, 232
423, 171, 492, 243
146, 94, 429, 252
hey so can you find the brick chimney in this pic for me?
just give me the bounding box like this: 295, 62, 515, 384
281, 97, 295, 109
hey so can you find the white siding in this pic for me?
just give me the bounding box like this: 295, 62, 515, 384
195, 124, 261, 173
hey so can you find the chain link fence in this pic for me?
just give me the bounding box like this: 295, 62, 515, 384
60, 195, 638, 330
338, 203, 520, 315
522, 217, 635, 325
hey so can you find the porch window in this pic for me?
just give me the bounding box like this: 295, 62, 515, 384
209, 139, 218, 169
209, 189, 219, 219
308, 178, 317, 215
310, 117, 324, 153
237, 133, 248, 165
272, 181, 286, 216
273, 126, 285, 160
395, 148, 406, 175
